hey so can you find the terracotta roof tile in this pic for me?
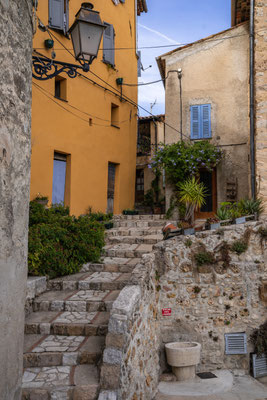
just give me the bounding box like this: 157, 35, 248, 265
137, 0, 148, 15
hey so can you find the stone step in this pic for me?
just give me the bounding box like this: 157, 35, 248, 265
33, 289, 120, 312
113, 219, 175, 228
24, 334, 105, 368
82, 258, 140, 273
22, 365, 99, 399
104, 243, 154, 258
113, 214, 166, 221
105, 226, 163, 237
107, 233, 163, 245
47, 271, 131, 291
25, 310, 110, 336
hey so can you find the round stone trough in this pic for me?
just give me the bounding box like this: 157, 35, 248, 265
165, 342, 201, 381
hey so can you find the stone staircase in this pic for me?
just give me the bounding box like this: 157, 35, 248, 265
22, 215, 171, 399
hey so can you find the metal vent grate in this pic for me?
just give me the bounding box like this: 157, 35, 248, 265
252, 354, 267, 378
225, 333, 247, 355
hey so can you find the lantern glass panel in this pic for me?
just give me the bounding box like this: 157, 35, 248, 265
79, 22, 104, 59
71, 24, 81, 59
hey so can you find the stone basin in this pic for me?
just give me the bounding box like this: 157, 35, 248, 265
165, 342, 201, 381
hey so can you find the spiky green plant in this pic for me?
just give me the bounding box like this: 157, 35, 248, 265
178, 177, 207, 224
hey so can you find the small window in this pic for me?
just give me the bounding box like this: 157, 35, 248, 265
190, 104, 211, 139
49, 0, 69, 35
55, 77, 67, 101
52, 152, 67, 205
111, 103, 119, 128
103, 22, 115, 66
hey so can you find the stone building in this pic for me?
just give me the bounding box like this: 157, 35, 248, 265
136, 115, 165, 210
0, 0, 32, 398
254, 0, 267, 213
157, 22, 251, 217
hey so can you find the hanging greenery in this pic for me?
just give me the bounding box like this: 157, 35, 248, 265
149, 140, 223, 186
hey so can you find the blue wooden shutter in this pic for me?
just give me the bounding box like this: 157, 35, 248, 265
202, 104, 211, 138
191, 105, 201, 139
137, 51, 142, 77
52, 158, 67, 204
103, 23, 115, 66
49, 0, 64, 31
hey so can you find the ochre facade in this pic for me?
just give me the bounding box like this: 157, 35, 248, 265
31, 0, 146, 215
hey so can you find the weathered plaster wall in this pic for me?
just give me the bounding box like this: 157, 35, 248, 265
254, 0, 267, 213
155, 221, 267, 374
0, 0, 32, 398
99, 254, 161, 400
162, 23, 250, 209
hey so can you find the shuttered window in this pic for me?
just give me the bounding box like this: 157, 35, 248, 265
103, 23, 115, 66
190, 104, 211, 139
49, 0, 69, 35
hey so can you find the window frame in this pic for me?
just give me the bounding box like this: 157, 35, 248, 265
190, 104, 211, 140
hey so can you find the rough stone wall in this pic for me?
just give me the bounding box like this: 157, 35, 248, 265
235, 0, 250, 24
0, 0, 32, 398
254, 0, 267, 213
154, 221, 267, 374
99, 254, 161, 400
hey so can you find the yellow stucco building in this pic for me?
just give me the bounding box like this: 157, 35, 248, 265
31, 0, 147, 215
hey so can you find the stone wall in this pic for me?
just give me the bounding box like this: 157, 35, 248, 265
0, 0, 32, 398
99, 221, 266, 398
254, 0, 267, 213
155, 221, 267, 374
99, 254, 161, 400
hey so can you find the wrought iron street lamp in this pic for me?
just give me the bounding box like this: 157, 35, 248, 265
32, 3, 106, 80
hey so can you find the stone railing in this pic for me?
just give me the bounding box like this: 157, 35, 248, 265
99, 254, 161, 400
25, 276, 47, 316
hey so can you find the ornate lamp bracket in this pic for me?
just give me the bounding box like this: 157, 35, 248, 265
32, 56, 92, 81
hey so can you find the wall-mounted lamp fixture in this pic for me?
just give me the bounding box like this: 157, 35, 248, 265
32, 3, 106, 80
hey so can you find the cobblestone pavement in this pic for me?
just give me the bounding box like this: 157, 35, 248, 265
23, 214, 169, 399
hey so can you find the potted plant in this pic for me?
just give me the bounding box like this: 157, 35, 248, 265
34, 194, 48, 206
122, 209, 139, 216
206, 217, 221, 230
178, 177, 207, 236
250, 321, 267, 378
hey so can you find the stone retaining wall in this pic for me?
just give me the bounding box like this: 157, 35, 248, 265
99, 222, 267, 399
99, 254, 161, 400
155, 221, 267, 374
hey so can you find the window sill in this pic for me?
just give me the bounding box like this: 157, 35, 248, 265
111, 124, 120, 129
190, 137, 212, 141
54, 96, 68, 103
102, 60, 116, 70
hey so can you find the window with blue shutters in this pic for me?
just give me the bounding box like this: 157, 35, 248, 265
49, 0, 69, 35
103, 23, 115, 66
190, 104, 211, 139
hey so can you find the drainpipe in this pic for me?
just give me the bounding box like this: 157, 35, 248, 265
178, 69, 183, 142
250, 0, 256, 200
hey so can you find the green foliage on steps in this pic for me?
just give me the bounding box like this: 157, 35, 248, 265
28, 202, 105, 279
231, 240, 248, 255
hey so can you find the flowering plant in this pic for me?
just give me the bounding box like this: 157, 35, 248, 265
149, 140, 223, 186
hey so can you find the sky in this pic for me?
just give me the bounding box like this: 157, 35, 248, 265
137, 0, 232, 116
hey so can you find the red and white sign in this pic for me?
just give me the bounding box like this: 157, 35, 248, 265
162, 308, 172, 316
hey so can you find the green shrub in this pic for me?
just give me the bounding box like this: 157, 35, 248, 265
231, 240, 248, 255
194, 251, 214, 266
28, 203, 105, 278
250, 321, 267, 356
